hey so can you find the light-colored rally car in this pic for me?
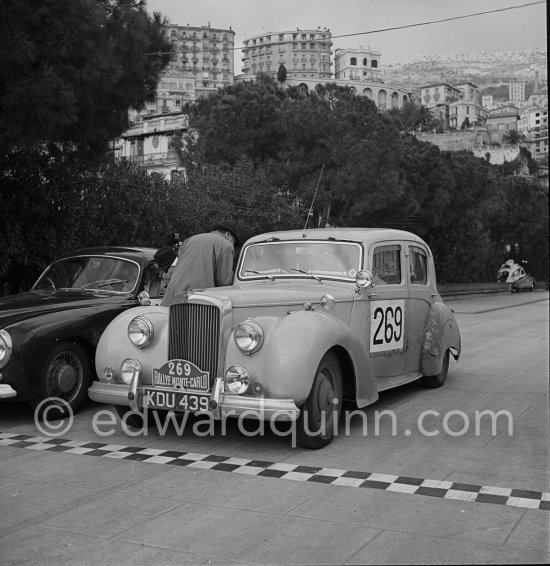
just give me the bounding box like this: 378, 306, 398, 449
89, 228, 461, 449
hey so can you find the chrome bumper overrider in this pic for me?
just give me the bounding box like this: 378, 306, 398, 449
88, 376, 299, 422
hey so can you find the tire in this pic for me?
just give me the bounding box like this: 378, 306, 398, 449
420, 350, 450, 388
297, 352, 342, 450
34, 342, 91, 416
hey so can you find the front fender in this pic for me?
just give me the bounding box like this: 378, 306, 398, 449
94, 305, 170, 383
226, 310, 377, 408
422, 301, 461, 376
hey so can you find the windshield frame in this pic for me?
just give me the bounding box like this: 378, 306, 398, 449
237, 239, 364, 283
32, 255, 142, 294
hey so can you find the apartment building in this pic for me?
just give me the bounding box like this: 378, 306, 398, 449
333, 48, 382, 82
239, 29, 411, 109
119, 24, 234, 177
241, 28, 333, 80
518, 106, 549, 161
509, 80, 526, 103
165, 23, 235, 94
485, 103, 520, 144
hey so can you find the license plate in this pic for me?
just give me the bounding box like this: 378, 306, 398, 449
142, 388, 210, 412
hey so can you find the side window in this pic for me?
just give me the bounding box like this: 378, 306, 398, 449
372, 245, 402, 285
409, 246, 428, 285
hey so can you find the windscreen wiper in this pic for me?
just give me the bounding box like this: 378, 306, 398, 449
245, 270, 274, 281
290, 268, 322, 282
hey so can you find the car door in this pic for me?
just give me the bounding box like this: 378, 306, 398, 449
366, 242, 408, 383
404, 243, 434, 374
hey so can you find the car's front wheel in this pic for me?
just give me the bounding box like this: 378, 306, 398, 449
297, 352, 342, 449
34, 342, 91, 416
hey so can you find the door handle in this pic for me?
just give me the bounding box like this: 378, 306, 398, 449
367, 293, 378, 298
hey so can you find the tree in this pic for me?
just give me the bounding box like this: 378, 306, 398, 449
277, 64, 287, 85
387, 100, 438, 133
0, 0, 171, 156
186, 74, 288, 164
502, 129, 526, 146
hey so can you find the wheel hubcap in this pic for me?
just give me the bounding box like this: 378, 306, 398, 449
56, 364, 77, 393
317, 376, 334, 413
46, 353, 82, 399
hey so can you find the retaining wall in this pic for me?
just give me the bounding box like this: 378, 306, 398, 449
438, 282, 510, 296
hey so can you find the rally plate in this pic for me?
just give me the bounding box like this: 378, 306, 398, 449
145, 359, 211, 412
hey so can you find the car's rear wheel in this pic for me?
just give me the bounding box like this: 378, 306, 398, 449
420, 350, 450, 388
34, 342, 91, 416
297, 352, 342, 450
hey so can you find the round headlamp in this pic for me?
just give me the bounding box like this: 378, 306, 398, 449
128, 316, 154, 348
0, 330, 13, 369
120, 358, 141, 384
234, 320, 264, 354
225, 366, 250, 394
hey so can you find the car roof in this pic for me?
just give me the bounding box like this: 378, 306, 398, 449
54, 246, 157, 262
244, 228, 429, 248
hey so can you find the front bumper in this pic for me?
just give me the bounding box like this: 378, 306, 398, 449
88, 376, 300, 422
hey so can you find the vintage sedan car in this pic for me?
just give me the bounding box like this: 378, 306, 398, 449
0, 246, 166, 414
90, 229, 461, 449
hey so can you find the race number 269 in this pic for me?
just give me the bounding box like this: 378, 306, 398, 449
370, 299, 405, 353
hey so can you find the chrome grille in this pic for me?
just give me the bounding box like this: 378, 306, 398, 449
168, 303, 220, 385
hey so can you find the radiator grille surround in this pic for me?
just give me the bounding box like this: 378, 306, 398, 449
168, 303, 221, 385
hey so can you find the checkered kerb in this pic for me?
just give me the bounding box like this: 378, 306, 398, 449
1, 432, 548, 512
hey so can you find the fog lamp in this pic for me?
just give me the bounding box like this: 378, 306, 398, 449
120, 358, 141, 384
225, 366, 250, 394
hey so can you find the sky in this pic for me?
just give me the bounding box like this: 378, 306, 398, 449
146, 0, 547, 68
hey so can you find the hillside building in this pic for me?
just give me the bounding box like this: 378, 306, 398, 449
119, 112, 188, 179
509, 80, 526, 103
485, 104, 520, 144
118, 23, 234, 177
482, 95, 495, 109
333, 48, 382, 82
518, 106, 548, 162
239, 29, 411, 109
449, 100, 488, 130
241, 28, 333, 80
164, 23, 236, 94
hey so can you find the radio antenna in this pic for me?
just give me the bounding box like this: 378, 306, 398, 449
303, 163, 325, 234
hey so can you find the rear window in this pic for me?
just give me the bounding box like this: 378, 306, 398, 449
409, 246, 428, 285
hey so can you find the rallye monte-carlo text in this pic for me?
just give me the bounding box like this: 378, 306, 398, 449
89, 229, 461, 449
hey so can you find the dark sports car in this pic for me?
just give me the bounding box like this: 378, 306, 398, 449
510, 273, 536, 292
0, 246, 162, 414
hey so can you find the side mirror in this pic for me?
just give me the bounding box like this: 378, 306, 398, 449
138, 290, 151, 306
355, 270, 374, 291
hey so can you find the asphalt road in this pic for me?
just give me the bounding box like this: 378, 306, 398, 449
0, 290, 548, 565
